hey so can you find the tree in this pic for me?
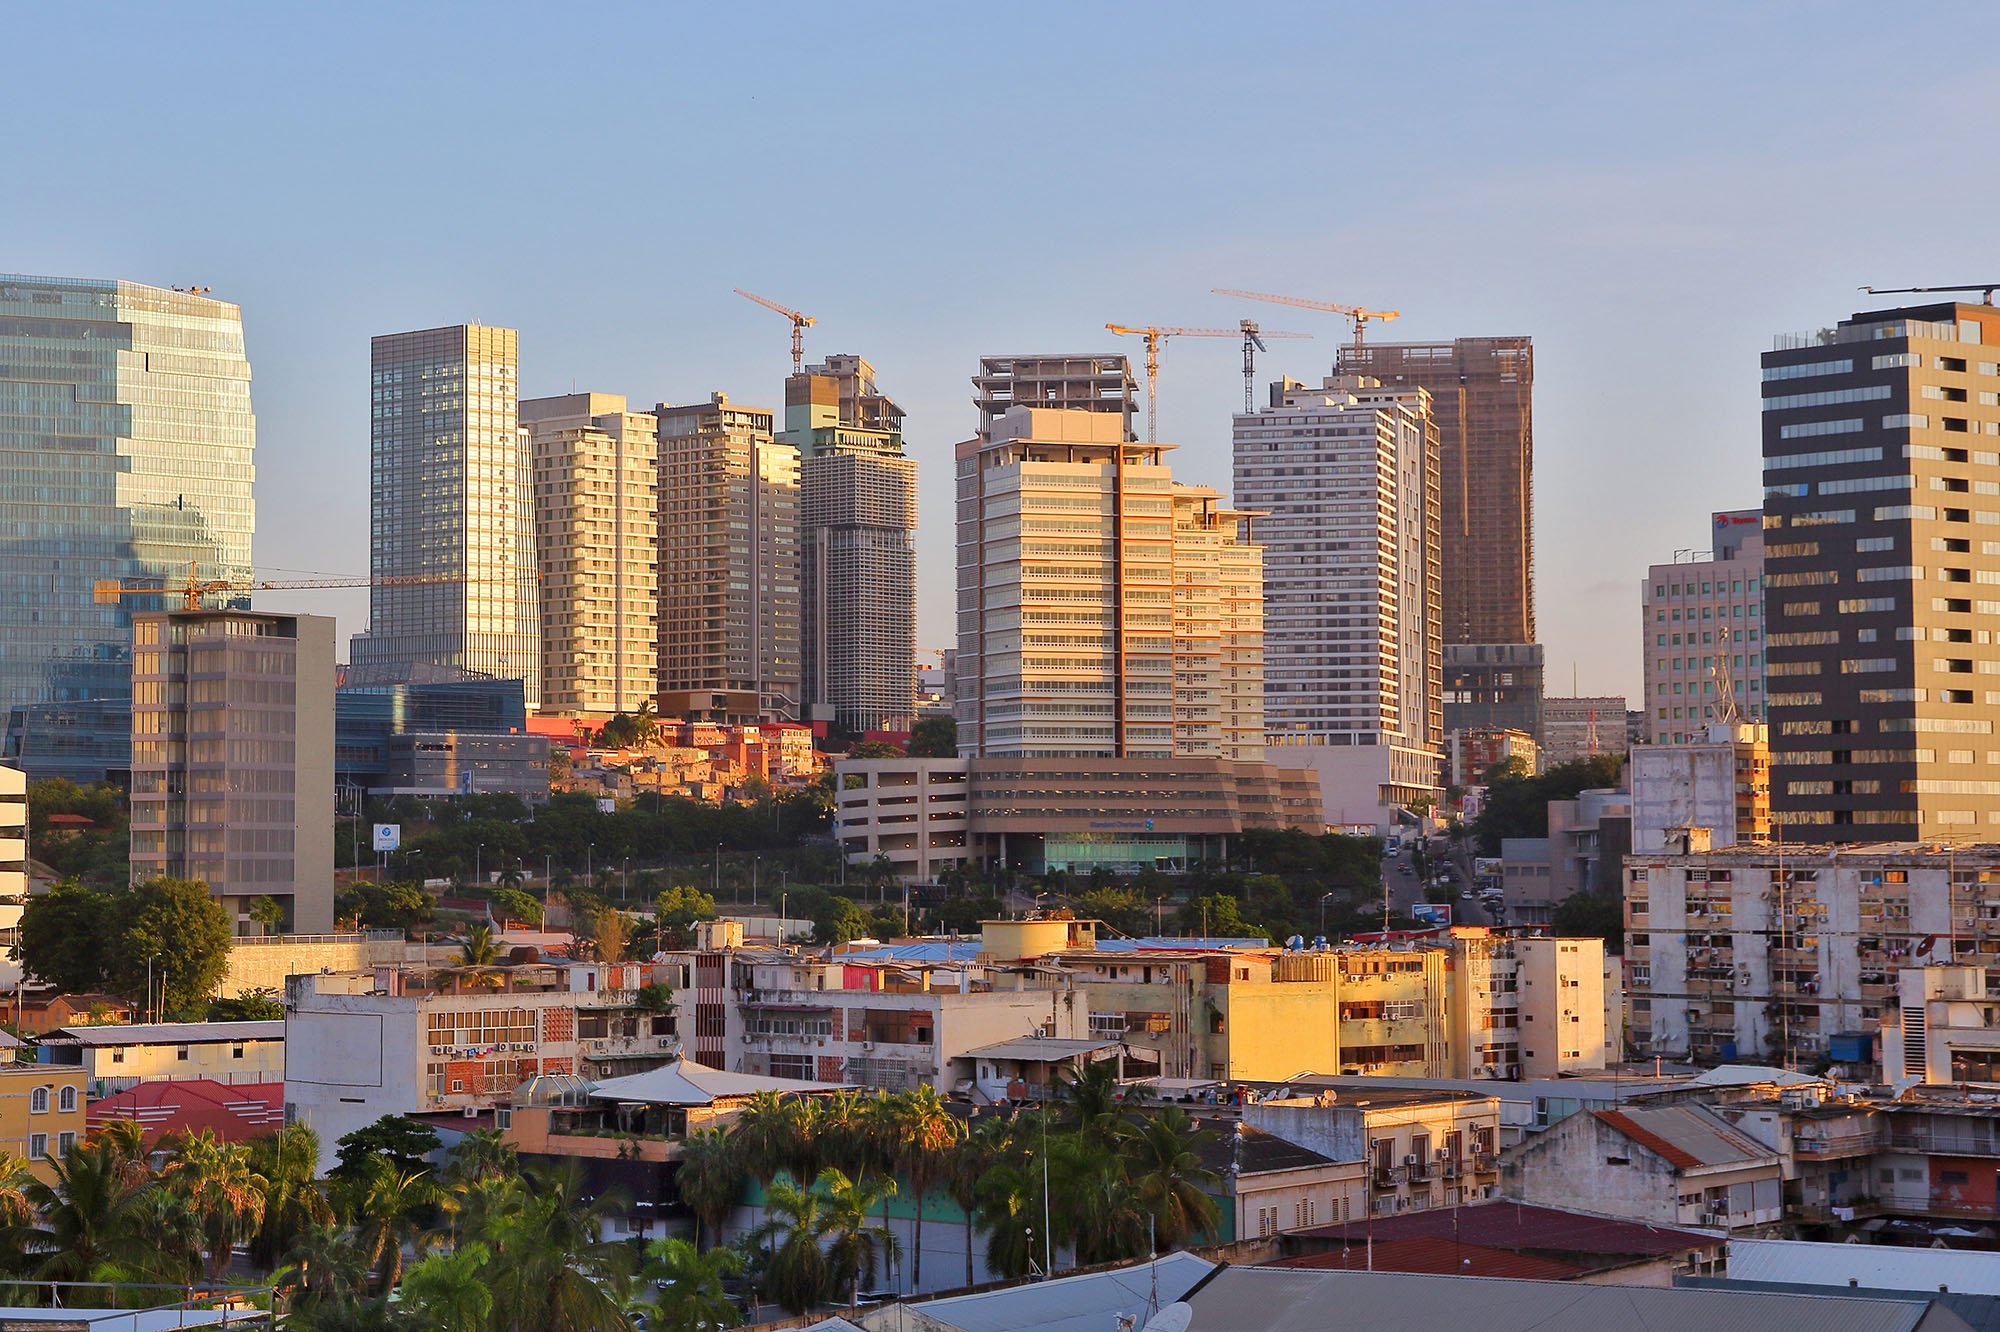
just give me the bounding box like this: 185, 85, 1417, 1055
245, 894, 286, 936
1553, 889, 1625, 952
274, 1220, 370, 1319
443, 1129, 517, 1187
398, 1242, 494, 1332
674, 1128, 742, 1250
246, 1122, 332, 1272
749, 1173, 837, 1314
342, 1162, 437, 1294
1471, 753, 1626, 855
207, 988, 284, 1022
821, 1170, 900, 1306
906, 716, 957, 758
459, 921, 500, 968
491, 886, 540, 927
1174, 892, 1265, 942
1069, 887, 1152, 938
1055, 1058, 1128, 1146
105, 877, 232, 1012
882, 1086, 960, 1290
481, 1162, 633, 1332
18, 880, 110, 994
1122, 1107, 1220, 1251
643, 1236, 742, 1332
730, 1093, 795, 1189
332, 1115, 443, 1182
847, 740, 904, 759
946, 1116, 1010, 1287
655, 885, 718, 932
812, 897, 870, 946
29, 1136, 180, 1283
636, 982, 675, 1012
161, 1129, 268, 1281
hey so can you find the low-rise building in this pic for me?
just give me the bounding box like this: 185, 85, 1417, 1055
1503, 1101, 1783, 1231
1500, 790, 1630, 923
0, 1064, 87, 1181
1880, 963, 2000, 1086
1444, 728, 1538, 791
86, 1078, 285, 1148
35, 1021, 285, 1096
284, 960, 656, 1171
1244, 1087, 1504, 1215
1197, 1116, 1360, 1241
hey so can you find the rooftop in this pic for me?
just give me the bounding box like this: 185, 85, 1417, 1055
1289, 1200, 1720, 1256
585, 1058, 844, 1107
1728, 1239, 2000, 1298
42, 1021, 285, 1046
960, 1036, 1127, 1062
1192, 1118, 1339, 1177
886, 1251, 1214, 1332
1266, 1237, 1586, 1281
1594, 1104, 1777, 1170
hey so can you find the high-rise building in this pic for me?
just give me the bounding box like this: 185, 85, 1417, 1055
1340, 338, 1534, 646
972, 354, 1138, 444
1761, 300, 2000, 840
783, 355, 916, 733
654, 393, 800, 722
349, 325, 538, 707
129, 609, 335, 933
1539, 696, 1631, 765
0, 275, 256, 782
519, 393, 657, 717
1236, 375, 1441, 829
1641, 509, 1766, 743
954, 406, 1262, 760
1628, 720, 1771, 853
1443, 643, 1544, 737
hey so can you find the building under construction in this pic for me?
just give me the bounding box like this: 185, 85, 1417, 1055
1340, 338, 1535, 647
972, 354, 1138, 443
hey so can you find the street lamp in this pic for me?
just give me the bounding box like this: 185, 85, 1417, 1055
475, 842, 484, 887
752, 855, 759, 907
1320, 892, 1337, 938
714, 844, 722, 900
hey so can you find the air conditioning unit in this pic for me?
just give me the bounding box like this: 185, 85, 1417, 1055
461, 1106, 481, 1119
430, 1046, 445, 1055
1404, 1154, 1419, 1165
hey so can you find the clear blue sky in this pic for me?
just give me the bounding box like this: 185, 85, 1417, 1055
9, 2, 1999, 702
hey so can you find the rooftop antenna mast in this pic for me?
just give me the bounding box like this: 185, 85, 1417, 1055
1861, 283, 2000, 306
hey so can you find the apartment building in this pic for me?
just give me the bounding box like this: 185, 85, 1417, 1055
1878, 963, 2000, 1086
1629, 721, 1771, 853
284, 959, 655, 1171
1236, 376, 1442, 830
785, 355, 917, 733
1761, 300, 2000, 840
520, 393, 658, 717
1442, 643, 1544, 740
350, 325, 538, 706
654, 393, 800, 722
0, 1065, 87, 1181
1504, 1102, 1784, 1231
1623, 839, 2000, 1066
128, 609, 336, 932
0, 764, 23, 988
970, 353, 1138, 444
953, 405, 1263, 762
1244, 1089, 1504, 1215
1642, 509, 1767, 742
1445, 727, 1537, 790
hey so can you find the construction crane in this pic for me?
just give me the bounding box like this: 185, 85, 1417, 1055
1212, 287, 1401, 357
1105, 323, 1306, 443
1862, 282, 2000, 306
94, 564, 526, 613
734, 288, 817, 375
1236, 319, 1312, 413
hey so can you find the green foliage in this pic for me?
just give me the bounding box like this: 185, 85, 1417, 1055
906, 715, 958, 758
812, 895, 871, 945
1069, 886, 1152, 937
245, 894, 286, 934
1174, 892, 1267, 942
1552, 889, 1626, 952
847, 740, 904, 759
1472, 753, 1626, 856
336, 880, 438, 932
490, 886, 541, 926
654, 884, 718, 930
18, 880, 110, 994
206, 988, 283, 1021
107, 877, 233, 1013
642, 1237, 743, 1332
24, 779, 129, 884
636, 982, 675, 1013
331, 1115, 443, 1182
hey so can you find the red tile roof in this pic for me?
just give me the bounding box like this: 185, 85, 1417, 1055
1289, 1201, 1716, 1257
1267, 1238, 1587, 1281
86, 1079, 284, 1146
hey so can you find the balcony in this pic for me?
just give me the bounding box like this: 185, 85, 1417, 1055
1373, 1164, 1406, 1188
1793, 1127, 1886, 1159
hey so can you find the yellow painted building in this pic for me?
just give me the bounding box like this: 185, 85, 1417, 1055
40, 1022, 285, 1096
0, 1065, 88, 1181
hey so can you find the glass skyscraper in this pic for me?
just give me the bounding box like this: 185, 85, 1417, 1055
348, 325, 539, 706
0, 275, 255, 781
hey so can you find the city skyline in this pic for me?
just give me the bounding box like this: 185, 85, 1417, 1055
8, 5, 1994, 706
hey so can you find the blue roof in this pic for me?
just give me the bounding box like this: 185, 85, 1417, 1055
1099, 936, 1270, 951
835, 940, 982, 963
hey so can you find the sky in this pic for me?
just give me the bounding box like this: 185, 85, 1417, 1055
8, 1, 2000, 703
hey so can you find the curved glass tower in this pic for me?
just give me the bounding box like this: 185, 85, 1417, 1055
0, 275, 255, 780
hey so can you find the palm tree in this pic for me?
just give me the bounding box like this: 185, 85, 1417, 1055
29, 1136, 172, 1282
885, 1087, 961, 1290
444, 1127, 517, 1186
0, 1152, 38, 1275
1054, 1057, 1127, 1145
497, 862, 526, 890
821, 1169, 900, 1307
970, 1155, 1040, 1281
247, 1123, 334, 1271
1121, 1108, 1221, 1252
484, 1161, 633, 1332
274, 1220, 370, 1319
674, 1128, 743, 1250
641, 1236, 742, 1332
747, 1174, 834, 1316
1047, 1132, 1138, 1267
459, 920, 501, 979
435, 1174, 527, 1254
730, 1092, 796, 1186
94, 1118, 149, 1167
397, 1241, 494, 1332
343, 1163, 437, 1295
945, 1116, 1010, 1287
160, 1128, 268, 1280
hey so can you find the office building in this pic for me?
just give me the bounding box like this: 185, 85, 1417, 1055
128, 610, 336, 933
1538, 696, 1629, 765
1642, 510, 1766, 743
1629, 721, 1770, 853
654, 393, 800, 722
1762, 300, 2000, 841
784, 355, 917, 732
1443, 643, 1544, 738
954, 405, 1262, 760
971, 354, 1137, 444
334, 676, 527, 795
349, 325, 539, 707
1339, 337, 1534, 646
1622, 838, 1998, 1065
519, 393, 658, 716
0, 275, 256, 782
1236, 375, 1441, 831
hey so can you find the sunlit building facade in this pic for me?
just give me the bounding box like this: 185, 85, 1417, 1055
0, 275, 256, 781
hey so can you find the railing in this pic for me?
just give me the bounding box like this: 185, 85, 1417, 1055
1887, 1128, 2000, 1157
235, 931, 398, 946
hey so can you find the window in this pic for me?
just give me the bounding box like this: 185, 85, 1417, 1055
29, 1135, 46, 1161
29, 1088, 47, 1115
57, 1087, 75, 1114
110, 1050, 124, 1065
233, 1046, 246, 1060
56, 1132, 74, 1156
177, 1047, 190, 1062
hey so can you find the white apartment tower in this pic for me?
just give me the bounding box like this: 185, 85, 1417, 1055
1235, 375, 1442, 829
955, 406, 1262, 759
520, 394, 658, 716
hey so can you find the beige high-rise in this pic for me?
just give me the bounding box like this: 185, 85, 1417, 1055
520, 394, 659, 716
654, 393, 800, 722
955, 405, 1262, 759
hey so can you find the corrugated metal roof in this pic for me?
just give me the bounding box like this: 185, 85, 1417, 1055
1729, 1239, 2000, 1297
1266, 1238, 1586, 1281
959, 1036, 1126, 1061
908, 1252, 1216, 1332
50, 1021, 284, 1046
1290, 1200, 1718, 1256
1595, 1104, 1774, 1169
1178, 1268, 1965, 1332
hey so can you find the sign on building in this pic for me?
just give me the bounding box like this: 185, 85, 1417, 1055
372, 823, 401, 853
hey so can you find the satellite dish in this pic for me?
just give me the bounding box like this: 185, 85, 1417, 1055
1142, 1306, 1193, 1332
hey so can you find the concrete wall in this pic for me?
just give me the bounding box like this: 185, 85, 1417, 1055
284, 987, 426, 1172
1514, 938, 1607, 1077
78, 1034, 285, 1095
1630, 743, 1742, 854
220, 934, 405, 997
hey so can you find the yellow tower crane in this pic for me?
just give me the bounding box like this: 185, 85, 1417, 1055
1105, 323, 1309, 443
734, 288, 817, 375
94, 564, 528, 612
1212, 287, 1401, 357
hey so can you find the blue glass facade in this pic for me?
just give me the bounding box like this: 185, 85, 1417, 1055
335, 677, 527, 787
0, 276, 255, 782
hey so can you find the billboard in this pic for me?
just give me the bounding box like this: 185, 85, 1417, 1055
371, 823, 401, 853
1412, 902, 1452, 927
